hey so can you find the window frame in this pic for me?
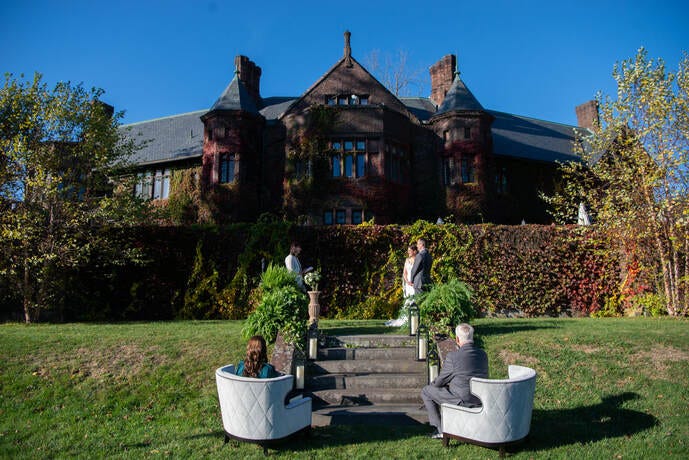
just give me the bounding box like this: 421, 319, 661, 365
219, 153, 238, 184
135, 168, 170, 200
323, 210, 334, 225
351, 209, 363, 225
331, 138, 369, 179
460, 157, 475, 184
335, 209, 346, 224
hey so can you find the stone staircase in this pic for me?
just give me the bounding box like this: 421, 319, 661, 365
306, 333, 429, 426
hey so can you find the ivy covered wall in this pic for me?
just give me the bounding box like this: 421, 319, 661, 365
1, 222, 645, 321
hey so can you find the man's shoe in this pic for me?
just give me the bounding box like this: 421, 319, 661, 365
430, 430, 443, 439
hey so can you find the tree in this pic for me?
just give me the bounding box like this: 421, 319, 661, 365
364, 49, 425, 97
545, 49, 689, 316
0, 73, 150, 323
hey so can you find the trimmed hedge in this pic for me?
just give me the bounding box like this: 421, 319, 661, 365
0, 223, 625, 321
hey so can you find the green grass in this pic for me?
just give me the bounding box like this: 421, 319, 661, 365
1, 318, 687, 459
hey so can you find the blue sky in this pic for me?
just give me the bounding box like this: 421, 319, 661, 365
1, 0, 687, 126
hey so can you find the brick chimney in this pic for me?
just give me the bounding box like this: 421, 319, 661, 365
430, 54, 456, 107
575, 100, 599, 130
234, 55, 261, 103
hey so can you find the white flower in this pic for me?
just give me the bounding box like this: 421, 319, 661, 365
304, 271, 320, 291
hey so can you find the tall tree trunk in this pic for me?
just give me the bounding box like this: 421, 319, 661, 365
22, 257, 31, 324
683, 235, 688, 316
643, 186, 676, 315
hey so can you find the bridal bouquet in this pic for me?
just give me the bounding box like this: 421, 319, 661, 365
304, 271, 321, 291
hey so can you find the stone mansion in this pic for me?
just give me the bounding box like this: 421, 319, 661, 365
121, 32, 595, 225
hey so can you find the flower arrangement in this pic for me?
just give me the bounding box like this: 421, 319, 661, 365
304, 271, 321, 292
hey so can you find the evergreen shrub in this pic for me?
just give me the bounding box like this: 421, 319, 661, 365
418, 279, 475, 336
242, 265, 308, 346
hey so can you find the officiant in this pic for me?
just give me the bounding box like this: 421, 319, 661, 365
285, 241, 311, 292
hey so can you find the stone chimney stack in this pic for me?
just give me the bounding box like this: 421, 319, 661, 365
430, 54, 457, 107
234, 55, 262, 103
344, 30, 354, 67
575, 100, 599, 130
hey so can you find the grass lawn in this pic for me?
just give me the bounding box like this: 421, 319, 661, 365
1, 318, 687, 459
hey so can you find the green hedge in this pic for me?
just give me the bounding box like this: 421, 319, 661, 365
0, 222, 625, 321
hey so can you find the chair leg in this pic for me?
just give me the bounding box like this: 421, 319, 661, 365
224, 434, 230, 444
499, 445, 505, 458
442, 434, 449, 447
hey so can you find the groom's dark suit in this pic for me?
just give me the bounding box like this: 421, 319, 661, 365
421, 341, 489, 430
410, 248, 432, 293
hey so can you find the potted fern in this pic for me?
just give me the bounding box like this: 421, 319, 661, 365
417, 278, 475, 338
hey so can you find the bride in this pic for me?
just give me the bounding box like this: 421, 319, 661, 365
385, 244, 418, 327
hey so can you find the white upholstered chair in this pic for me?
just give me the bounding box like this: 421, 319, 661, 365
441, 365, 537, 452
215, 365, 312, 446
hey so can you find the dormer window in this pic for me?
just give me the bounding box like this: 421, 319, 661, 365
327, 94, 370, 106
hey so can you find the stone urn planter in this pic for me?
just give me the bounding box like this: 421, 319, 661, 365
307, 291, 321, 325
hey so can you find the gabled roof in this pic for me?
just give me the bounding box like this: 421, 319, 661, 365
282, 55, 418, 122
435, 74, 484, 115
120, 110, 205, 166
208, 73, 260, 115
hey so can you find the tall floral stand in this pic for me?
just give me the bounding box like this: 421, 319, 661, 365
307, 291, 321, 326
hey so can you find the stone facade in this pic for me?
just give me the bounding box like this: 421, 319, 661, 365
123, 32, 591, 225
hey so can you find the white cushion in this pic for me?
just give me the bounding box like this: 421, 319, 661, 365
441, 365, 536, 444
215, 365, 312, 441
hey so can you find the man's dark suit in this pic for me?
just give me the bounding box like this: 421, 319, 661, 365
421, 341, 489, 430
410, 248, 432, 293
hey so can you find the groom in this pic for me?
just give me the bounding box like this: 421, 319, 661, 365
410, 238, 432, 294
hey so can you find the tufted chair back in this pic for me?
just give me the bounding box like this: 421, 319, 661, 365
441, 365, 537, 445
215, 365, 312, 442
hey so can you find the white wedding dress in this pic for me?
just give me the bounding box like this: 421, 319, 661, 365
385, 257, 415, 327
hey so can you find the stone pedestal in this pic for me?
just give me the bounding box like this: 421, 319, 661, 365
270, 331, 296, 376
308, 291, 321, 326
437, 337, 459, 367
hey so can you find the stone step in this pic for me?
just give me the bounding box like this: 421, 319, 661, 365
308, 372, 428, 390
312, 404, 429, 427
310, 387, 423, 406
308, 359, 426, 375
317, 347, 416, 361
324, 334, 417, 349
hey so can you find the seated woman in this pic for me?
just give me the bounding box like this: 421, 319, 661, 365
236, 335, 279, 378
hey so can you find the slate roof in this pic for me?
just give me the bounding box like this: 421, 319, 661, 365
120, 110, 205, 166
435, 75, 484, 114
120, 87, 585, 168
488, 110, 585, 163
400, 97, 437, 121
260, 97, 297, 120
209, 74, 260, 114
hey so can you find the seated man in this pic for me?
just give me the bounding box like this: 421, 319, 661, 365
421, 323, 489, 439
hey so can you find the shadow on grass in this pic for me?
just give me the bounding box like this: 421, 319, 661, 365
516, 392, 658, 453
476, 320, 561, 337
213, 423, 431, 455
